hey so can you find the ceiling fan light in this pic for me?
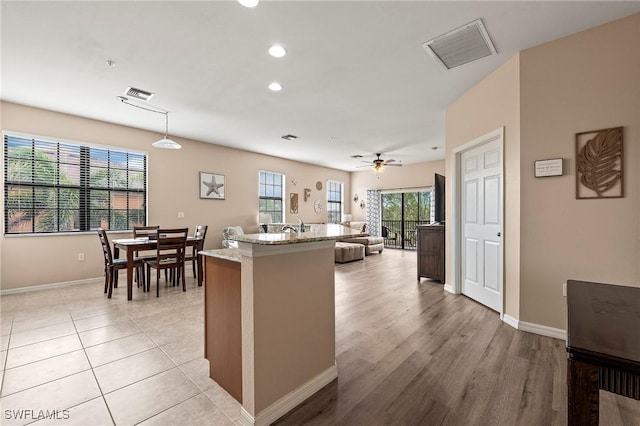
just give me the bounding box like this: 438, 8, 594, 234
152, 138, 182, 149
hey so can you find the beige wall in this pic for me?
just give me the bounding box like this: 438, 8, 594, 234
445, 53, 522, 320
518, 14, 640, 329
1, 102, 350, 291
244, 244, 335, 414
349, 160, 446, 223
445, 14, 640, 330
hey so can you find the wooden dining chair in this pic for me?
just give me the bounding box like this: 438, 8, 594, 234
185, 225, 208, 278
98, 228, 145, 298
144, 228, 189, 297
133, 225, 159, 252
133, 225, 159, 290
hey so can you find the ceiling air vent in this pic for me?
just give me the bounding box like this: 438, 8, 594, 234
124, 86, 154, 101
422, 19, 497, 70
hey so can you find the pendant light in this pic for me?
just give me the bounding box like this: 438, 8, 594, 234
117, 96, 182, 150
152, 111, 181, 150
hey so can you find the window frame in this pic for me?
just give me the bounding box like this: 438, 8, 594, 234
3, 131, 148, 235
380, 188, 432, 249
258, 170, 285, 223
326, 180, 343, 224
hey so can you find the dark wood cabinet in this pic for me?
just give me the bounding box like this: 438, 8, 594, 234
417, 225, 445, 282
204, 256, 242, 403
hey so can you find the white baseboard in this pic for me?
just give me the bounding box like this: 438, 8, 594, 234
444, 284, 456, 294
0, 277, 103, 296
502, 314, 566, 341
519, 320, 566, 341
239, 364, 338, 426
502, 314, 519, 329
239, 408, 254, 426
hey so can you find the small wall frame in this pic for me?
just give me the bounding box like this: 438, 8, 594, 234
200, 172, 225, 199
575, 126, 623, 199
534, 158, 563, 177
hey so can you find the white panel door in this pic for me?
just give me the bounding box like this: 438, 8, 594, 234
461, 138, 503, 312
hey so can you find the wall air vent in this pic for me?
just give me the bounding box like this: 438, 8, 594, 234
422, 19, 497, 70
125, 86, 154, 101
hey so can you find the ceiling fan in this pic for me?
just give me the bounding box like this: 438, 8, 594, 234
358, 153, 403, 172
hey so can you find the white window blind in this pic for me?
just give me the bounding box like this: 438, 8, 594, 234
4, 133, 147, 234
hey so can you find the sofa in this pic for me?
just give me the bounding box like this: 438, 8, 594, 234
222, 226, 244, 248
339, 221, 384, 255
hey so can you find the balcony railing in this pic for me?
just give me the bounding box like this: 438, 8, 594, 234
381, 219, 430, 250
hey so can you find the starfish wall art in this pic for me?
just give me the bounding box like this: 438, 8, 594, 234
200, 172, 225, 199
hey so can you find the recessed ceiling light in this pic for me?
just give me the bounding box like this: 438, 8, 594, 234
268, 82, 283, 92
238, 0, 259, 7
268, 45, 287, 58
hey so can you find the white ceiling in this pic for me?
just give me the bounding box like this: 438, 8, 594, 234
2, 1, 638, 171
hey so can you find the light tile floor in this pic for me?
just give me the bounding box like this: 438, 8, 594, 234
0, 273, 240, 425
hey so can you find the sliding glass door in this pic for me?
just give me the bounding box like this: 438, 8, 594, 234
381, 190, 431, 249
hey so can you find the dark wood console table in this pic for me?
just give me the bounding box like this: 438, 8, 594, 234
566, 279, 640, 425
416, 225, 445, 282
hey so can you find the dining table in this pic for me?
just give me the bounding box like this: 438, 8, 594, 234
112, 236, 204, 300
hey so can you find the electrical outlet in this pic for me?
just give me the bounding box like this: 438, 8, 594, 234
177, 211, 185, 219
78, 253, 85, 261
562, 282, 567, 297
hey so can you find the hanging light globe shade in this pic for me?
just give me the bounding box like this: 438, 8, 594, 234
152, 138, 182, 149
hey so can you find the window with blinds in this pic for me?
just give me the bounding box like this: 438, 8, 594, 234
327, 180, 343, 223
3, 133, 147, 234
258, 170, 284, 223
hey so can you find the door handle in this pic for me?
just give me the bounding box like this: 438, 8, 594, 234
497, 232, 501, 237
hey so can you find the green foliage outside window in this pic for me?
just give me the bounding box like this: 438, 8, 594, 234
4, 135, 147, 234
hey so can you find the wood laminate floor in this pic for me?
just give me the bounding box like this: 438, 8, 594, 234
276, 249, 640, 426
0, 249, 637, 425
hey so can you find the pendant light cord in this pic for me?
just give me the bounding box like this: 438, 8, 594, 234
117, 96, 169, 137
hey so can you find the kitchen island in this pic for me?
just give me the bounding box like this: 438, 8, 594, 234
201, 224, 365, 426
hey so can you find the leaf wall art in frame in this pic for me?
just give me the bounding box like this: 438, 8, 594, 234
575, 126, 623, 199
200, 172, 225, 199
290, 193, 299, 214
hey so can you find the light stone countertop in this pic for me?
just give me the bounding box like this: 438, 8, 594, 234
200, 248, 241, 262
231, 224, 366, 245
